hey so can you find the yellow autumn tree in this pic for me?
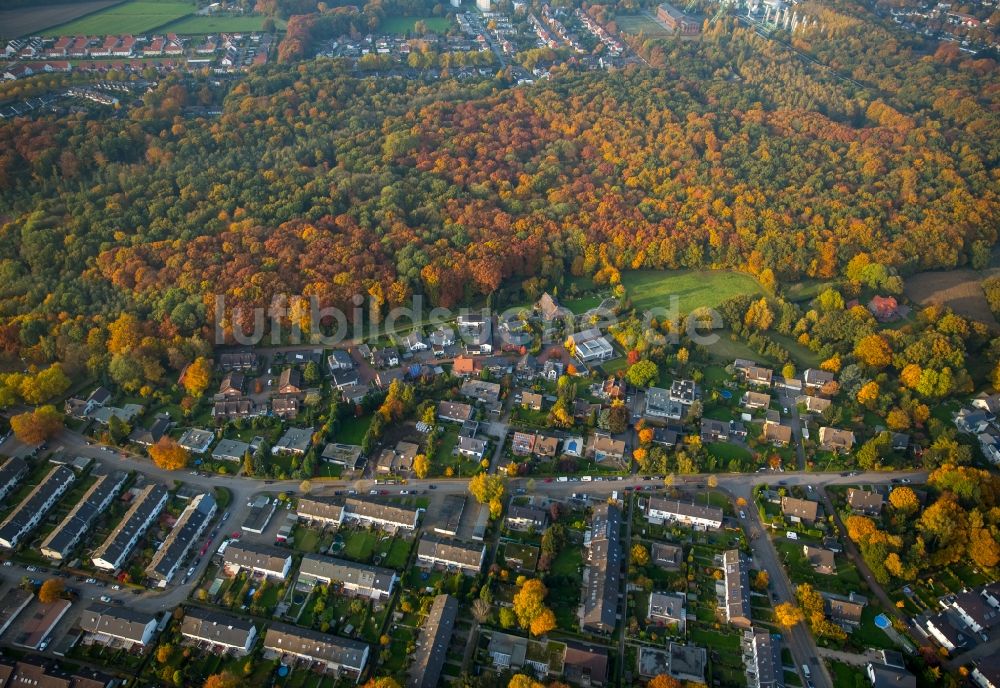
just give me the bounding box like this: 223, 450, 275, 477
183, 356, 213, 397
413, 454, 431, 479
149, 437, 190, 471
856, 381, 879, 406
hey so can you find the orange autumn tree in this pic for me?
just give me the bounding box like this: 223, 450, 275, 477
149, 437, 189, 471
182, 356, 213, 397
10, 405, 63, 444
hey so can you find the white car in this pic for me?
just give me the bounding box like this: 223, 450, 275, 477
111, 584, 121, 591
786, 531, 798, 540
739, 510, 746, 519
26, 565, 37, 572
100, 595, 112, 603
369, 489, 378, 495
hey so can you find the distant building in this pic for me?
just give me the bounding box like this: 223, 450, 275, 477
264, 623, 369, 678
181, 608, 257, 655
722, 550, 752, 628
646, 498, 723, 530
0, 465, 75, 549
223, 542, 293, 579
80, 604, 158, 648
298, 554, 398, 601
145, 492, 216, 583
656, 2, 700, 34
744, 627, 784, 688
582, 503, 621, 634
92, 484, 168, 571
40, 471, 128, 561
417, 536, 485, 575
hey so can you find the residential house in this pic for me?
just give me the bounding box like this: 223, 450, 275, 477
971, 655, 1000, 688
536, 292, 571, 321
926, 612, 969, 651
868, 296, 903, 322
944, 584, 1000, 635
272, 427, 313, 455
428, 327, 454, 354
582, 503, 621, 634
701, 418, 746, 443
971, 392, 1000, 416
0, 466, 75, 549
91, 484, 168, 571
264, 623, 369, 678
80, 604, 158, 648
219, 351, 256, 371
652, 427, 680, 447
743, 391, 771, 410
804, 368, 835, 391
403, 332, 427, 352
417, 536, 485, 574
587, 432, 626, 464
648, 592, 686, 631
743, 627, 783, 688
437, 400, 473, 423
145, 492, 216, 583
781, 496, 819, 524
803, 545, 836, 575
819, 427, 855, 453
407, 594, 459, 688
457, 435, 487, 460
505, 504, 547, 532
0, 457, 28, 503
645, 386, 684, 421
296, 496, 345, 528
666, 643, 707, 684
218, 372, 245, 397
670, 379, 696, 405
452, 355, 481, 376
957, 408, 992, 434
320, 443, 363, 468
847, 488, 884, 516
797, 395, 831, 414
866, 650, 916, 688
562, 641, 609, 687
522, 391, 544, 411
40, 471, 128, 561
722, 549, 752, 628
651, 542, 683, 570
569, 328, 614, 363
181, 608, 257, 655
344, 498, 421, 530
327, 350, 354, 372
271, 396, 299, 419
129, 417, 171, 447
646, 498, 723, 530
178, 428, 214, 454
277, 368, 303, 394
456, 313, 492, 354
223, 542, 293, 579
213, 439, 250, 462
533, 434, 559, 457
542, 360, 564, 380
824, 593, 865, 630
298, 554, 397, 600
743, 366, 774, 387
599, 377, 626, 401
376, 441, 419, 474
515, 354, 539, 380
460, 379, 501, 404
763, 420, 792, 446
213, 397, 257, 419
330, 368, 360, 390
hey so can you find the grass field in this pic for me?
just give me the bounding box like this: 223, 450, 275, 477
40, 0, 195, 36
1, 0, 120, 38
380, 15, 451, 34
905, 268, 998, 328
161, 14, 284, 34
623, 269, 763, 315
615, 14, 671, 36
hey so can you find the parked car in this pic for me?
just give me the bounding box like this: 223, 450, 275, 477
99, 595, 111, 603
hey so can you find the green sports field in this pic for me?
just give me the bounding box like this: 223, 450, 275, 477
622, 269, 763, 314
40, 0, 195, 36
161, 14, 284, 34
615, 14, 671, 36
380, 15, 452, 34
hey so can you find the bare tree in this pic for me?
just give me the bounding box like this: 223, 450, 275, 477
471, 598, 491, 623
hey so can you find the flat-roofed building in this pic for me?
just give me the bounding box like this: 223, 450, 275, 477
10, 598, 72, 650
651, 542, 683, 570
145, 492, 216, 583
80, 604, 157, 648
407, 594, 458, 688
264, 623, 369, 678
0, 587, 33, 637
434, 494, 466, 537
298, 554, 397, 600
223, 542, 293, 579
41, 471, 128, 560
646, 497, 723, 530
563, 641, 609, 687
417, 536, 485, 575
505, 504, 547, 532
212, 439, 250, 462
180, 608, 256, 655
0, 465, 75, 549
648, 591, 686, 631
437, 401, 473, 423
92, 484, 168, 571
722, 550, 752, 628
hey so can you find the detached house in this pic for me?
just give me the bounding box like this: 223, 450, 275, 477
819, 427, 855, 453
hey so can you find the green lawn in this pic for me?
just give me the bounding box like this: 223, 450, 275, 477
615, 14, 671, 36
161, 14, 285, 33
341, 529, 379, 562
41, 0, 195, 35
827, 660, 868, 688
337, 414, 373, 445
380, 15, 451, 33
563, 295, 604, 314
707, 441, 753, 462
622, 269, 763, 315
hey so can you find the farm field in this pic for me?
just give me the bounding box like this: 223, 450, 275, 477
615, 13, 671, 36
1, 0, 120, 38
904, 268, 998, 327
40, 0, 195, 36
622, 269, 763, 315
162, 14, 283, 34
380, 15, 451, 34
